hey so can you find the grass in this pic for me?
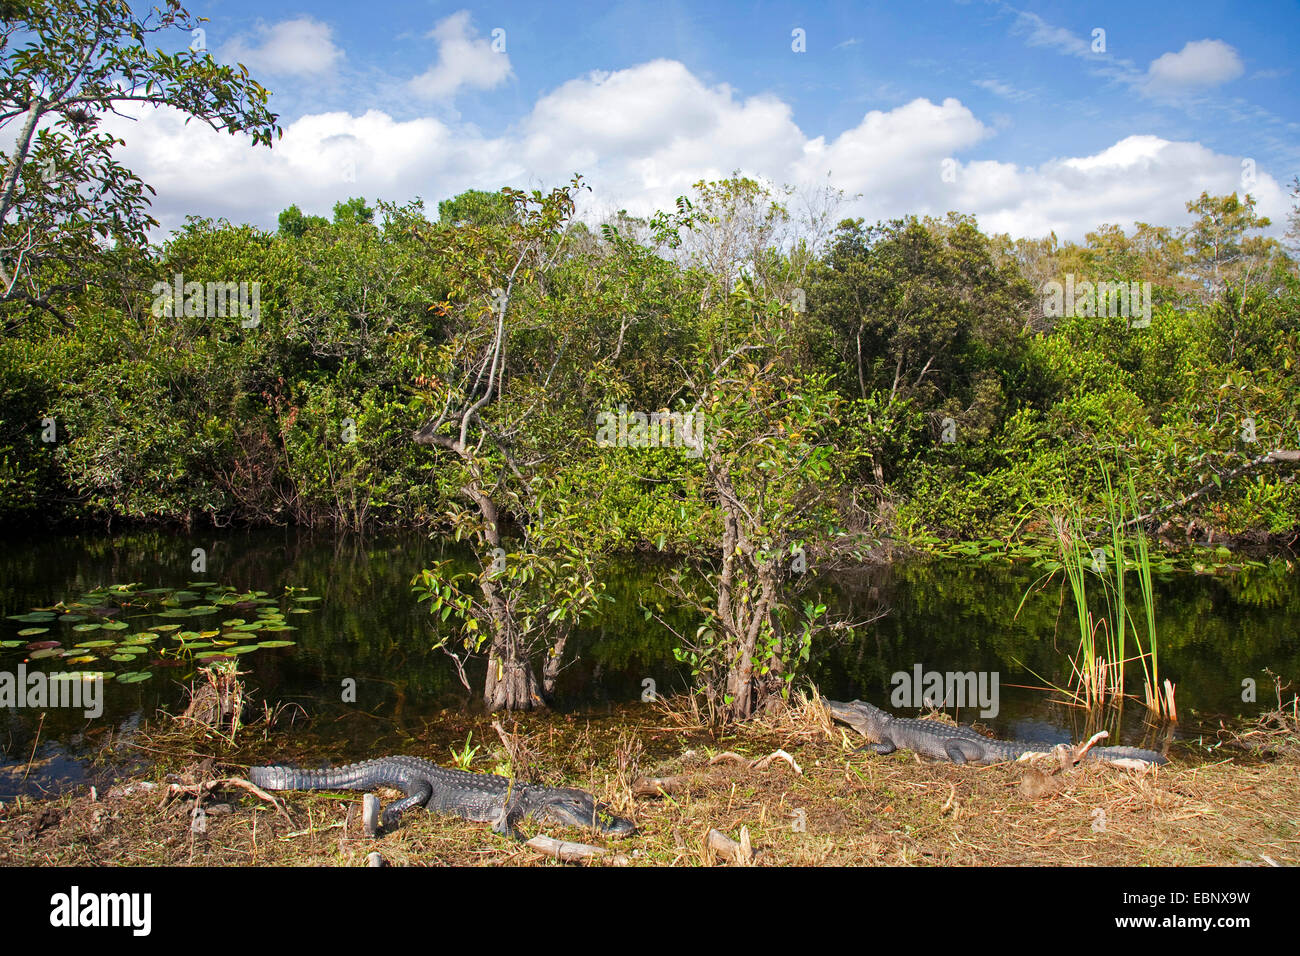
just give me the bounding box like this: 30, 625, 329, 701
0, 693, 1294, 867
1024, 464, 1176, 718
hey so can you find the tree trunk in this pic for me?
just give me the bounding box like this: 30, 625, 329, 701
484, 631, 545, 711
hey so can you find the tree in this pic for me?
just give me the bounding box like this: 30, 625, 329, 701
635, 194, 870, 723
437, 188, 515, 229
1180, 192, 1278, 302
410, 177, 606, 711
0, 0, 280, 329
1285, 176, 1300, 257
332, 195, 374, 227
277, 204, 327, 238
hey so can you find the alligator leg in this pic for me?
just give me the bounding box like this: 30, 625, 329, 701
854, 740, 898, 755
377, 779, 434, 831
944, 742, 969, 764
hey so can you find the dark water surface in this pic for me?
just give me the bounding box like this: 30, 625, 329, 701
1, 528, 1296, 798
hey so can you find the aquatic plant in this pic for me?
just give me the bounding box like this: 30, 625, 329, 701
1021, 463, 1176, 718
2, 581, 313, 686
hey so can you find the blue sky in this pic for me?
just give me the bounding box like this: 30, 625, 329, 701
108, 0, 1299, 240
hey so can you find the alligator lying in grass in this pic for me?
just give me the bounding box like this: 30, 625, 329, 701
249, 756, 636, 840
825, 699, 1167, 767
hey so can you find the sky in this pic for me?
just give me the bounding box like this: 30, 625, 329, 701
95, 0, 1300, 242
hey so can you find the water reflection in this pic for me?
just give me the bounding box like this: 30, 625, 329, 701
1, 529, 1295, 797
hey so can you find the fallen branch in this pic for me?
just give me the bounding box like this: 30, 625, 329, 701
1128, 449, 1300, 527
1071, 731, 1109, 763
750, 749, 803, 775
705, 826, 754, 865
165, 776, 291, 823
524, 835, 608, 862
709, 749, 803, 775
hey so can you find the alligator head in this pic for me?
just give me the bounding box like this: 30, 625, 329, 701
532, 788, 636, 837
824, 699, 892, 740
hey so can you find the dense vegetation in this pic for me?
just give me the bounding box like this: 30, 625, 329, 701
4, 182, 1295, 541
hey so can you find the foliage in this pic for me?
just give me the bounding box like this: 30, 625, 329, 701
0, 0, 280, 328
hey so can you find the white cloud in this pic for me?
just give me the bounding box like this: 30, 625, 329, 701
974, 78, 1033, 102
97, 59, 1288, 245
218, 17, 343, 77
1143, 39, 1244, 97
407, 10, 512, 100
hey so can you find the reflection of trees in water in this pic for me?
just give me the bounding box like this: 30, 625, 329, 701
3, 532, 1297, 742
810, 557, 1300, 737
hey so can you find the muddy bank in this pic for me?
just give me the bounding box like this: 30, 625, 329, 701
0, 696, 1295, 867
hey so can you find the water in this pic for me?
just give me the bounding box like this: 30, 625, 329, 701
1, 529, 1296, 797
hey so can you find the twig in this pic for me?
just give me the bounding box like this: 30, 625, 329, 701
709, 749, 803, 775
524, 835, 607, 862
1072, 731, 1109, 762
22, 712, 44, 782
705, 827, 754, 865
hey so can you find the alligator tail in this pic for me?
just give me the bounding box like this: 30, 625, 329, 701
248, 760, 384, 791
1087, 746, 1167, 765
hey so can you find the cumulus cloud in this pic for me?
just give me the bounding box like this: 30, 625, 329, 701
217, 17, 343, 77
407, 10, 512, 100
97, 59, 1287, 244
1143, 39, 1244, 97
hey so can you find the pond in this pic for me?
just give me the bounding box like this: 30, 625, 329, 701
1, 528, 1297, 798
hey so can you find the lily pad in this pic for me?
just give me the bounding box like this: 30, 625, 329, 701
72, 623, 102, 632
100, 621, 128, 631
148, 624, 181, 633
51, 671, 110, 681
58, 614, 88, 622
256, 640, 296, 648
29, 648, 62, 659
25, 640, 61, 650
0, 640, 24, 648
74, 640, 117, 648
17, 627, 49, 636
293, 596, 322, 602
221, 619, 246, 627
194, 651, 234, 660
288, 608, 314, 614
261, 625, 297, 632
116, 671, 153, 683
66, 655, 97, 664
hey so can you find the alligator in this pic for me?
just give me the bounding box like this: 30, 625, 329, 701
249, 756, 636, 840
824, 699, 1167, 767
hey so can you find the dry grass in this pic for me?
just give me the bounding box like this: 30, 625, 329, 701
1, 692, 1295, 867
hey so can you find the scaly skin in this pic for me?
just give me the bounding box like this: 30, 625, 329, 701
249, 755, 636, 839
825, 699, 1167, 766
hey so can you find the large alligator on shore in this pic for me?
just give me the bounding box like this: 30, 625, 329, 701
825, 699, 1167, 767
249, 755, 636, 839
